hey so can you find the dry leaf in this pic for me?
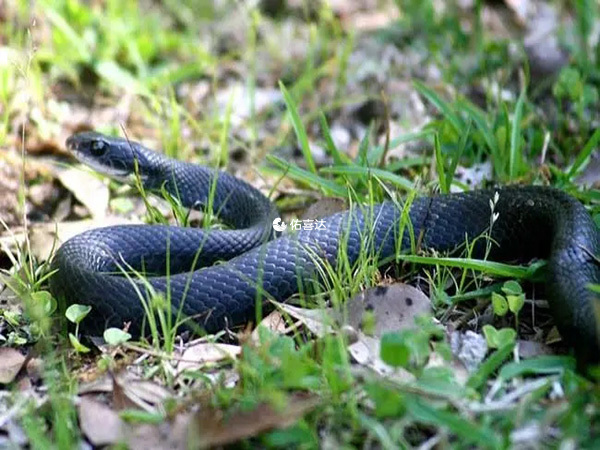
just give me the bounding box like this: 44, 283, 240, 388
26, 217, 138, 261
523, 3, 568, 80
125, 419, 187, 450
0, 419, 28, 447
0, 153, 25, 228
252, 310, 293, 341
112, 372, 172, 412
344, 283, 432, 337
275, 303, 335, 337
78, 396, 125, 446
188, 393, 320, 448
344, 283, 431, 378
177, 343, 241, 374
79, 395, 190, 449
348, 334, 414, 382
517, 339, 554, 359
79, 372, 171, 412
78, 373, 115, 395
0, 348, 26, 384
251, 310, 299, 344
56, 165, 110, 219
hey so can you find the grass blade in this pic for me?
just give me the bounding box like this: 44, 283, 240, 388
357, 124, 371, 166
319, 112, 349, 166
457, 99, 498, 158
386, 156, 430, 171
499, 356, 576, 380
321, 165, 414, 191
467, 342, 515, 390
509, 88, 526, 180
446, 119, 471, 190
266, 155, 347, 196
406, 396, 499, 447
368, 129, 435, 165
414, 80, 464, 134
394, 255, 542, 279
434, 133, 447, 193
567, 127, 600, 178
279, 81, 316, 173
44, 8, 91, 62
95, 60, 151, 97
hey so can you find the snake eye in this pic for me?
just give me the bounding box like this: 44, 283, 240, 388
90, 140, 107, 157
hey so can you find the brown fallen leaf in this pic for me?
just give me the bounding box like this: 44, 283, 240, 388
517, 339, 554, 359
344, 283, 432, 337
348, 334, 415, 382
112, 372, 172, 412
78, 373, 117, 395
177, 343, 241, 374
26, 217, 139, 261
125, 419, 188, 450
0, 348, 26, 384
251, 310, 296, 344
24, 357, 43, 383
275, 303, 335, 337
79, 372, 171, 412
78, 396, 125, 447
344, 283, 431, 378
188, 393, 320, 448
79, 394, 191, 449
56, 165, 110, 219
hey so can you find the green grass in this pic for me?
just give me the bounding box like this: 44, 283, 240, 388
1, 0, 600, 448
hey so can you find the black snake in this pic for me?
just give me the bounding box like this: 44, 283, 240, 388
49, 132, 600, 364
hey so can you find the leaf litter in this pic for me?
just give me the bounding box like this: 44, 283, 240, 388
1, 0, 599, 447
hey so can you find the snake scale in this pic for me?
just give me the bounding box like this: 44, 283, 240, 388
49, 132, 600, 365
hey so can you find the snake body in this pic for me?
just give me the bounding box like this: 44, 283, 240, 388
50, 133, 600, 364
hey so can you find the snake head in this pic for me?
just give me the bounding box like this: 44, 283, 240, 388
66, 132, 153, 182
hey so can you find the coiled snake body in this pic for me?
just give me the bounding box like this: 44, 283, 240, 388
50, 133, 600, 364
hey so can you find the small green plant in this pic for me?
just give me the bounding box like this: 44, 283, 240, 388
65, 304, 92, 353
380, 316, 443, 370
490, 279, 525, 332
103, 327, 132, 346
380, 332, 411, 368
553, 67, 599, 129
482, 324, 517, 349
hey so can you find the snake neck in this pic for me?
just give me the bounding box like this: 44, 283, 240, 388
135, 156, 276, 232
127, 145, 172, 187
